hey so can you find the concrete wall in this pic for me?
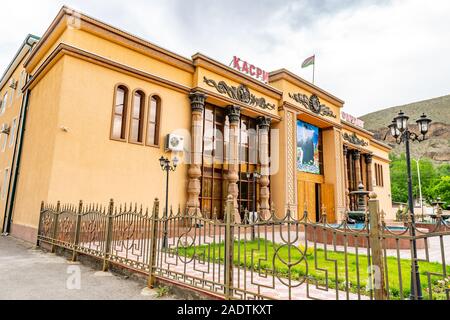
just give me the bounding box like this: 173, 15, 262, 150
0, 56, 27, 230
10, 58, 64, 241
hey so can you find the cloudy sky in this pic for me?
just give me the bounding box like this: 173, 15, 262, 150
1, 0, 449, 116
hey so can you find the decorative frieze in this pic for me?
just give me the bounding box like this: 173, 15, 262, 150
343, 132, 368, 147
203, 77, 276, 111
288, 93, 337, 118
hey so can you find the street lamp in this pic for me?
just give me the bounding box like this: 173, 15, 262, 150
159, 156, 178, 249
246, 171, 261, 240
386, 110, 432, 300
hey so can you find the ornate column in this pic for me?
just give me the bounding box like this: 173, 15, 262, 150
187, 91, 206, 214
226, 105, 241, 223
348, 150, 354, 210
353, 150, 362, 185
257, 116, 271, 219
365, 153, 373, 191
343, 145, 350, 211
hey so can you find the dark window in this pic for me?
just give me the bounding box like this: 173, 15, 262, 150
112, 85, 128, 140
375, 163, 384, 187
147, 96, 160, 146
199, 105, 265, 219
130, 91, 145, 143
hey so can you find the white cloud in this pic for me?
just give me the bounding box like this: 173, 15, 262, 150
1, 0, 449, 116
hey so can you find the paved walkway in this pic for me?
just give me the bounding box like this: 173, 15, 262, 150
0, 236, 175, 300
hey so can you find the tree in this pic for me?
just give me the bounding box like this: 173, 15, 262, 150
436, 164, 450, 177
389, 154, 448, 206
429, 176, 450, 209
410, 158, 438, 203
389, 154, 408, 203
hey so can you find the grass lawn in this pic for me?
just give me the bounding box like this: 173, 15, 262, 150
178, 239, 450, 300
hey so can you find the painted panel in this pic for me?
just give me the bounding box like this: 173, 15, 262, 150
296, 120, 320, 175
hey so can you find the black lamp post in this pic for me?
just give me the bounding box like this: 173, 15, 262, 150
246, 171, 261, 240
159, 156, 178, 249
386, 110, 432, 300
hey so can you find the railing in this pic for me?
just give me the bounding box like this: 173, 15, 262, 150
37, 194, 450, 300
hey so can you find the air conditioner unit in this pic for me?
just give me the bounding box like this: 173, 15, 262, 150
9, 79, 17, 89
165, 133, 184, 152
1, 124, 10, 135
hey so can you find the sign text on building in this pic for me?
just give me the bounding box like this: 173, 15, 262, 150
341, 111, 364, 128
231, 56, 269, 84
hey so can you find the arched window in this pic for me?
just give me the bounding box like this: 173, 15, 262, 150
147, 95, 161, 146
130, 90, 145, 143
111, 85, 128, 140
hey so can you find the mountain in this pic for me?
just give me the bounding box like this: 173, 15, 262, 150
360, 94, 450, 163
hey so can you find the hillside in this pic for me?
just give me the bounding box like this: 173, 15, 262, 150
360, 94, 450, 163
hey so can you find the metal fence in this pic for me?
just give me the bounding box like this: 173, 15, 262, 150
37, 194, 450, 300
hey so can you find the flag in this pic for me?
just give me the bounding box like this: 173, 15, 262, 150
301, 55, 315, 68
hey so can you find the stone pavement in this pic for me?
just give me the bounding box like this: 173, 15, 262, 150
0, 236, 175, 300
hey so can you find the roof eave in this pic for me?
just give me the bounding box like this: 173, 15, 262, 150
0, 34, 40, 90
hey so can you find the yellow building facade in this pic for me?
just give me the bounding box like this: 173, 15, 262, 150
0, 7, 393, 243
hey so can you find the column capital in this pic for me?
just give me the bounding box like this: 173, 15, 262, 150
365, 153, 373, 164
226, 105, 241, 124
352, 149, 361, 160
189, 91, 207, 113
257, 116, 271, 131
343, 145, 348, 156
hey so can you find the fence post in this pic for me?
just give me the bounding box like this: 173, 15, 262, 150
224, 195, 234, 300
102, 199, 114, 272
368, 192, 387, 300
51, 201, 61, 253
71, 200, 83, 262
147, 198, 159, 288
36, 201, 44, 247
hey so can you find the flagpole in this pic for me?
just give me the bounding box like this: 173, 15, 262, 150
312, 55, 315, 84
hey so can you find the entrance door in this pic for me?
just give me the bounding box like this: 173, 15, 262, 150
297, 180, 317, 221
321, 184, 335, 223
297, 180, 335, 223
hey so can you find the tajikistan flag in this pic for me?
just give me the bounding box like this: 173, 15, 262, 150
301, 55, 315, 68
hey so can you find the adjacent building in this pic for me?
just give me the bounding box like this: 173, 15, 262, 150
0, 7, 392, 243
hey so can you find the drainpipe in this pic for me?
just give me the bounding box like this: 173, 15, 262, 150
1, 73, 31, 234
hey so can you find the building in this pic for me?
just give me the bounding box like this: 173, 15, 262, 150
0, 7, 392, 243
